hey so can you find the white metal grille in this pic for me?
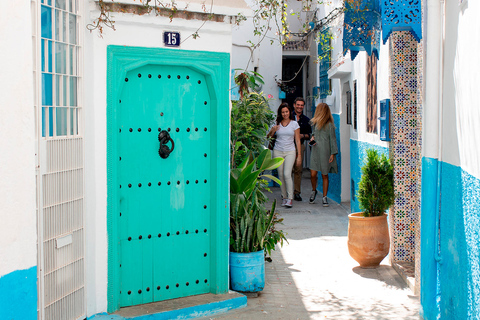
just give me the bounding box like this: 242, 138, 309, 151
33, 0, 85, 319
40, 139, 85, 320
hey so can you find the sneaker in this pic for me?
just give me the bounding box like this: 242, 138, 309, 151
322, 196, 329, 207
309, 190, 317, 204
281, 198, 287, 207
294, 193, 302, 201
285, 199, 293, 208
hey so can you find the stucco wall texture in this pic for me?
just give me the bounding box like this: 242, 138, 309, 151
421, 159, 480, 319
0, 1, 37, 318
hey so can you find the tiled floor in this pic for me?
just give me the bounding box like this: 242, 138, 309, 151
202, 171, 421, 320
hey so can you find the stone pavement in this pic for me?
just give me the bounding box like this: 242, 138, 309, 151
202, 171, 421, 320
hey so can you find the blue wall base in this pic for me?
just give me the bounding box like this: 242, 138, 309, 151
89, 292, 247, 320
350, 139, 389, 213
421, 157, 480, 319
0, 267, 37, 320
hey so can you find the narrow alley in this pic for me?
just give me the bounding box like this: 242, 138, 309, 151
206, 171, 420, 320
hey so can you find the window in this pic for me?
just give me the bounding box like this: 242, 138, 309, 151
346, 90, 352, 125
40, 0, 80, 137
353, 80, 357, 130
366, 54, 377, 133
318, 29, 331, 99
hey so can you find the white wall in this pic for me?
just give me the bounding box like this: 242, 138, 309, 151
84, 1, 237, 316
443, 0, 479, 177
0, 2, 37, 277
423, 0, 480, 179
231, 0, 282, 111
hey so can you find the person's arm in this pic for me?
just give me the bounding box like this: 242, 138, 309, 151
305, 119, 313, 141
329, 123, 338, 163
295, 128, 302, 165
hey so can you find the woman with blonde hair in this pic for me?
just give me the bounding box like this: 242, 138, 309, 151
308, 103, 338, 206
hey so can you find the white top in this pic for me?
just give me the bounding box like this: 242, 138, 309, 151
274, 120, 299, 152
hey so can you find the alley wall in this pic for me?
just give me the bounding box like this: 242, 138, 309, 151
421, 0, 480, 319
0, 2, 38, 319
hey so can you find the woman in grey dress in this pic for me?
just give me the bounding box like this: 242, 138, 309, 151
308, 103, 338, 207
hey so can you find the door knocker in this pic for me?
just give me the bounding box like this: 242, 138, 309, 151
158, 130, 175, 159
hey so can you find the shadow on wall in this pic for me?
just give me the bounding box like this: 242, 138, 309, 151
349, 140, 388, 213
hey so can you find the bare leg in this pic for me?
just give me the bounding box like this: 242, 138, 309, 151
322, 174, 329, 197
310, 170, 318, 191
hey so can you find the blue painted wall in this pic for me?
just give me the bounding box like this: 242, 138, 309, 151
421, 157, 480, 319
0, 267, 37, 320
349, 139, 389, 213
317, 114, 341, 204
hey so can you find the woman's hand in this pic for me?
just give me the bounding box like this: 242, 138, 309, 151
268, 125, 280, 137
329, 154, 335, 163
309, 136, 316, 146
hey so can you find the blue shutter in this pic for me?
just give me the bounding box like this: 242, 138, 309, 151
318, 29, 331, 99
379, 99, 390, 141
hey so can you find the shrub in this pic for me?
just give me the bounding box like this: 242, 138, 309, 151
357, 149, 395, 217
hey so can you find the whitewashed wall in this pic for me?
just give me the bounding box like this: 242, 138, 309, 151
231, 0, 282, 111
0, 2, 37, 279
83, 1, 243, 316
438, 0, 479, 177
424, 0, 479, 176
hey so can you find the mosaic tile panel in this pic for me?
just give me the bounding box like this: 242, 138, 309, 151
389, 31, 420, 263
414, 28, 424, 295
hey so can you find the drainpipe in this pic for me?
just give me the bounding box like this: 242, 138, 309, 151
434, 0, 446, 265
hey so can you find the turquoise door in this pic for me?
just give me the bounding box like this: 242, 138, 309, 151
107, 46, 230, 311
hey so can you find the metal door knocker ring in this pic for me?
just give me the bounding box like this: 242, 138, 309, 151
158, 130, 175, 159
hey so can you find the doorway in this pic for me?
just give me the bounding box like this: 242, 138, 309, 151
106, 46, 230, 311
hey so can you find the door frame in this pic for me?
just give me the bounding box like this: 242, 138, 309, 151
106, 45, 230, 312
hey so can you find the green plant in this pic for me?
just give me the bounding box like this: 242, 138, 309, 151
234, 69, 265, 99
231, 91, 275, 168
357, 148, 395, 217
230, 149, 287, 254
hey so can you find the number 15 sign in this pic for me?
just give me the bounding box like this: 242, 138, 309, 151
164, 32, 180, 47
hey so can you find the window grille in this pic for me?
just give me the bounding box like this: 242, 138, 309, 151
33, 0, 85, 319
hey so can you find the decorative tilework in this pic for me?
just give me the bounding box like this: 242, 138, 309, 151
389, 31, 421, 264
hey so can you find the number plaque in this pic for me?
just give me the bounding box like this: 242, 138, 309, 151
164, 32, 180, 47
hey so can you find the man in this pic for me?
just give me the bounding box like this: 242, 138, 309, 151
292, 97, 312, 201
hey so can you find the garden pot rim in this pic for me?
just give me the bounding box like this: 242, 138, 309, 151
229, 249, 264, 255
348, 212, 388, 220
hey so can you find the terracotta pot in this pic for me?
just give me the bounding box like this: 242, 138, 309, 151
347, 212, 390, 268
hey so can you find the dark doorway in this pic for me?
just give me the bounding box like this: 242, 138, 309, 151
282, 57, 304, 107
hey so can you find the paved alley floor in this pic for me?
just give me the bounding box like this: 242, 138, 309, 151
203, 171, 421, 320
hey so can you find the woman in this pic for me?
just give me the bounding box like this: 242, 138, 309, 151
309, 103, 338, 207
267, 103, 302, 208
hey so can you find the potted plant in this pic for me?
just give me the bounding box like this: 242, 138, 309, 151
348, 148, 394, 268
229, 148, 287, 292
